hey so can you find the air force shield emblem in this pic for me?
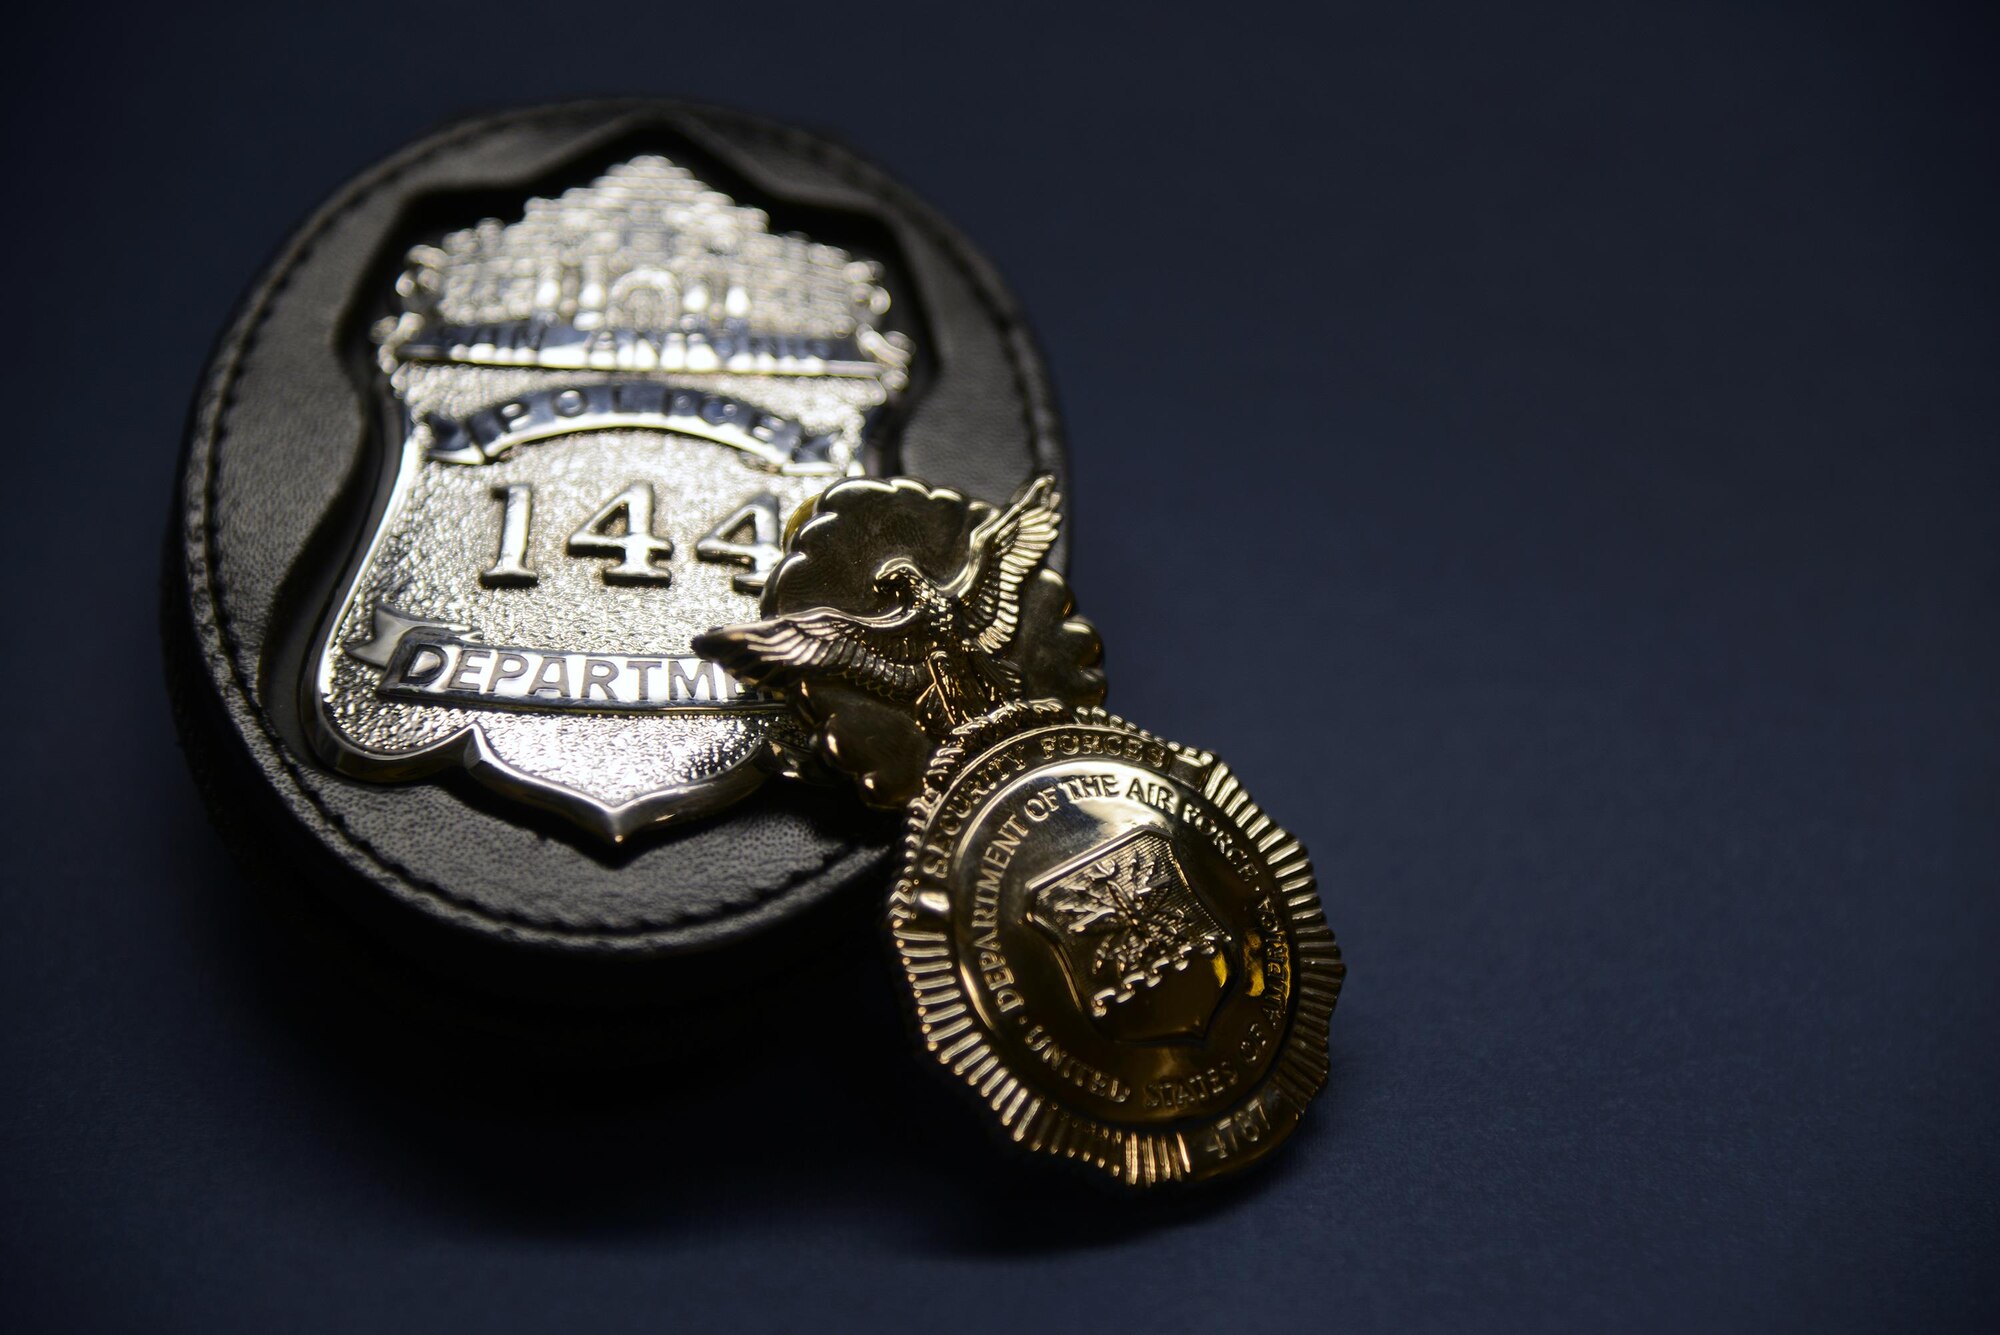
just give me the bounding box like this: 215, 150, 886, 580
310, 155, 913, 840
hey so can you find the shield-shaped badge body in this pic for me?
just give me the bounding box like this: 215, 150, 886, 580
314, 155, 913, 840
166, 104, 1069, 1017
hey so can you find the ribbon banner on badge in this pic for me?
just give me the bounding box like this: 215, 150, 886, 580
351, 609, 771, 714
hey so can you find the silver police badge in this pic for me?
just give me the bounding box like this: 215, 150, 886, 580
310, 155, 913, 840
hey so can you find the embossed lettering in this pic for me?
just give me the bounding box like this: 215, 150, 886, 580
581, 658, 620, 701
447, 647, 492, 692
528, 655, 572, 698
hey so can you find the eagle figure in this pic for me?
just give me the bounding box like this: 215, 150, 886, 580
694, 476, 1062, 736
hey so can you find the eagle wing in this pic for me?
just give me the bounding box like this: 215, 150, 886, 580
694, 601, 929, 699
957, 475, 1063, 654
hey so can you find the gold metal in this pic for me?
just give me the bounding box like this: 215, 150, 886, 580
696, 474, 1342, 1186
696, 476, 1104, 806
892, 702, 1343, 1185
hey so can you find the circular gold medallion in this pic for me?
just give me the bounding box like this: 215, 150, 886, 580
890, 703, 1344, 1186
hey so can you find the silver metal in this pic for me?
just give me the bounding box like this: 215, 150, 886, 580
311, 155, 914, 841
479, 484, 538, 588
693, 491, 786, 593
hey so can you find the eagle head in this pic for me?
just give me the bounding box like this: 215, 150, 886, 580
872, 558, 928, 597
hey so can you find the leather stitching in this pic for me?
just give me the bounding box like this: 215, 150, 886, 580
188, 103, 1051, 940
187, 101, 1050, 938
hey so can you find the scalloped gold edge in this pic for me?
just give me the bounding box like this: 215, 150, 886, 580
888, 703, 1345, 1187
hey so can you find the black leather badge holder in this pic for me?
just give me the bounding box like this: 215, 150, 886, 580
164, 101, 1069, 1051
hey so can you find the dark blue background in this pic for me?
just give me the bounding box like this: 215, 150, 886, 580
4, 2, 1995, 1330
